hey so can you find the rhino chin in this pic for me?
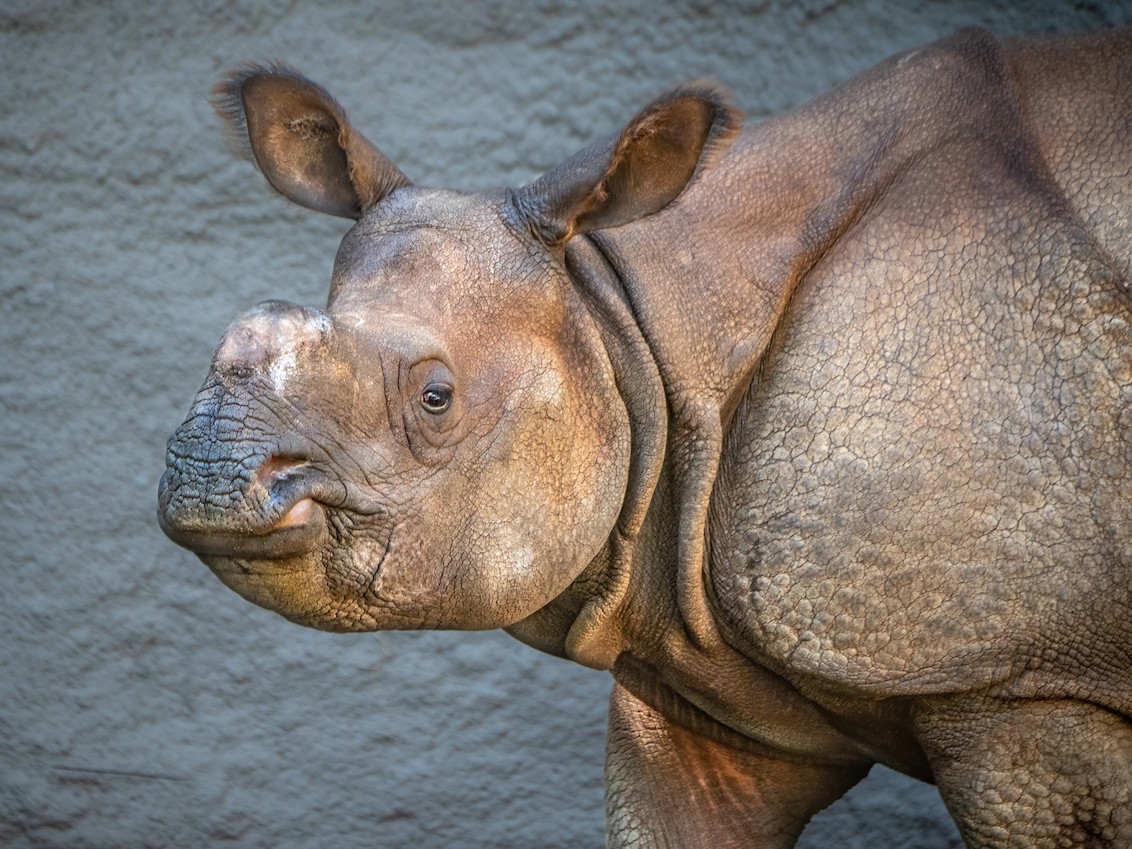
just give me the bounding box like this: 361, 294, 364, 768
201, 550, 320, 607
201, 551, 390, 632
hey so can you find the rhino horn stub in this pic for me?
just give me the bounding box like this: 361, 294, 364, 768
213, 300, 333, 382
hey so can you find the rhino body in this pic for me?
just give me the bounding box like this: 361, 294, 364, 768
159, 27, 1132, 847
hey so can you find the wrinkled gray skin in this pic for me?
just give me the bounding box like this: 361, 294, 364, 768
159, 27, 1132, 848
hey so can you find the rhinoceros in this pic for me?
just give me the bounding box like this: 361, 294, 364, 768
158, 25, 1132, 848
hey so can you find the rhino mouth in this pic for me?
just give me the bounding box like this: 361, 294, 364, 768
157, 454, 335, 561
159, 495, 327, 559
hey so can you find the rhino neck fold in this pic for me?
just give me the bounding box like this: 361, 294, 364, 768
508, 229, 758, 668
568, 219, 793, 665
506, 234, 669, 667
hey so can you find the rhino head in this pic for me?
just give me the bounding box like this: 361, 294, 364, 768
158, 66, 738, 636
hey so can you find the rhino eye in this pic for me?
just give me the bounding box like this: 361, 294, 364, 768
420, 383, 453, 414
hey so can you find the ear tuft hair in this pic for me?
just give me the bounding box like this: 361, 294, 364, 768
211, 62, 317, 167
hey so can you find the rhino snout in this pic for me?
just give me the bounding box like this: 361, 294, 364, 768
158, 300, 344, 560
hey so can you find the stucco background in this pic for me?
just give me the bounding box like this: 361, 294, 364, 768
3, 1, 1129, 847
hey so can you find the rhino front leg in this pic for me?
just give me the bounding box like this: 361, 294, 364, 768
604, 681, 868, 848
914, 696, 1132, 847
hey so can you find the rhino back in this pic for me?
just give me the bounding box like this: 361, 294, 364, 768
1008, 27, 1132, 282
708, 31, 1132, 713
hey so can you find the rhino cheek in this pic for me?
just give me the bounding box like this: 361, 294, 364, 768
349, 441, 625, 631
441, 392, 629, 628
371, 524, 566, 631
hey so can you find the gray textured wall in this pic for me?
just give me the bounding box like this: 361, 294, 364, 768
3, 1, 1129, 847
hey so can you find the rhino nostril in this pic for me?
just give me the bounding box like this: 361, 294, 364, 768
252, 455, 310, 489
252, 455, 327, 533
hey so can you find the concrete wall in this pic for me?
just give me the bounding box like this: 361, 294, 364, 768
3, 1, 1127, 847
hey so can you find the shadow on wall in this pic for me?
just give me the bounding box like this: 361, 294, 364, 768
2, 0, 1127, 846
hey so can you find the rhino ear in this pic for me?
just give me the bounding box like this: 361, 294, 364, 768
213, 64, 411, 219
513, 85, 741, 245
